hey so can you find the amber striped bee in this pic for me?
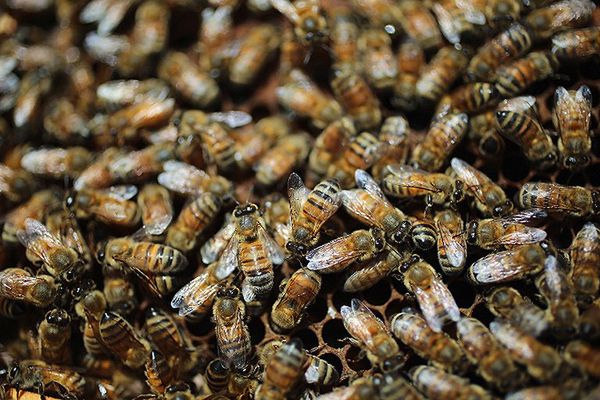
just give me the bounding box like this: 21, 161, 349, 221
20, 147, 92, 180
213, 286, 251, 372
440, 83, 500, 114
525, 0, 595, 40
409, 216, 438, 251
434, 209, 466, 276
0, 163, 36, 203
100, 311, 151, 369
103, 275, 137, 317
255, 339, 307, 400
410, 365, 492, 400
74, 148, 124, 191
494, 52, 559, 98
67, 185, 141, 228
331, 69, 381, 130
564, 340, 600, 379
228, 24, 280, 87
35, 308, 72, 365
256, 133, 312, 187
158, 161, 233, 200
373, 371, 424, 400
415, 46, 469, 106
308, 117, 356, 179
552, 26, 600, 60
46, 210, 92, 273
328, 5, 359, 70
344, 246, 408, 293
553, 85, 592, 170
396, 0, 442, 51
270, 268, 321, 333
518, 182, 600, 218
327, 131, 383, 188
144, 349, 174, 396
137, 184, 173, 237
392, 40, 425, 112
570, 223, 600, 304
357, 29, 397, 91
205, 358, 230, 394
486, 286, 548, 337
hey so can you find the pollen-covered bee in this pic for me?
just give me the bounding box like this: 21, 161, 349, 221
327, 131, 383, 188
270, 0, 326, 44
486, 286, 548, 337
518, 182, 600, 218
392, 40, 425, 112
494, 51, 559, 98
391, 312, 466, 373
564, 340, 600, 379
553, 85, 592, 170
21, 147, 92, 180
357, 29, 397, 91
137, 183, 173, 237
415, 46, 469, 106
158, 160, 233, 200
410, 365, 492, 400
256, 133, 312, 187
213, 286, 251, 372
0, 268, 56, 308
331, 69, 381, 130
552, 26, 600, 60
255, 338, 308, 400
570, 223, 600, 304
341, 299, 405, 372
35, 308, 72, 365
434, 209, 466, 276
524, 0, 595, 40
100, 310, 151, 369
66, 185, 141, 228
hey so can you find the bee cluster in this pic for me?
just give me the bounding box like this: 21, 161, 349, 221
1, 0, 600, 399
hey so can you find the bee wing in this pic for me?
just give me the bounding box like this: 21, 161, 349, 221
493, 227, 547, 246
341, 299, 388, 348
340, 190, 384, 229
306, 235, 366, 272
215, 305, 248, 369
542, 255, 563, 299
208, 111, 252, 128
216, 235, 240, 279
413, 277, 460, 332
576, 222, 600, 243
450, 158, 487, 203
288, 172, 311, 228
158, 161, 208, 196
144, 213, 173, 236
498, 96, 538, 117
201, 221, 235, 264
384, 165, 442, 192
355, 169, 385, 200
555, 85, 592, 130
432, 3, 460, 44
270, 0, 300, 23
436, 221, 466, 268
258, 222, 285, 265
171, 272, 219, 316
104, 185, 138, 200
470, 250, 534, 284
80, 0, 109, 23
17, 218, 63, 248
498, 209, 547, 225
129, 266, 163, 298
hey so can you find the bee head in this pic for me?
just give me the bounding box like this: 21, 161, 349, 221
391, 220, 412, 244
286, 241, 308, 256
564, 154, 590, 170
493, 200, 514, 217
45, 308, 70, 327
234, 203, 258, 217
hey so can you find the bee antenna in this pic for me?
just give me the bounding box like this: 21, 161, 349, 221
303, 46, 314, 65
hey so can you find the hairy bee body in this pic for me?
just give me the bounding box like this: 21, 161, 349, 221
271, 268, 321, 333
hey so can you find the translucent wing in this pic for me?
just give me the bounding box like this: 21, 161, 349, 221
306, 235, 366, 273
490, 320, 534, 359
432, 3, 460, 44
470, 250, 537, 284
288, 172, 310, 228
209, 111, 252, 128
437, 222, 466, 268
543, 255, 563, 299
215, 306, 248, 369
97, 0, 135, 35
493, 228, 547, 246
17, 218, 63, 248
355, 169, 385, 200
498, 96, 538, 116
129, 266, 163, 298
270, 0, 300, 23
340, 190, 381, 228
450, 158, 488, 203
498, 209, 548, 225
413, 277, 460, 332
384, 165, 443, 193
215, 235, 239, 279
80, 0, 109, 23
341, 299, 388, 349
171, 273, 220, 316
258, 223, 285, 265
144, 213, 173, 236
105, 185, 138, 200
158, 161, 208, 196
201, 221, 235, 264
99, 202, 128, 220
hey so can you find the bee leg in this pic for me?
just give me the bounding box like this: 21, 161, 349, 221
34, 380, 46, 400
338, 337, 361, 348
424, 195, 434, 218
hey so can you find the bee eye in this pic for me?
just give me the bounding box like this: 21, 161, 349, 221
96, 249, 105, 263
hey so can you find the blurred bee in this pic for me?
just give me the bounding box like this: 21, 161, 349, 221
212, 286, 251, 371
397, 258, 460, 332
525, 0, 595, 40
450, 157, 513, 216
6, 360, 86, 398
372, 116, 410, 180
381, 165, 465, 214
518, 182, 600, 218
0, 163, 37, 203
486, 286, 548, 337
261, 193, 291, 250
21, 147, 92, 180
553, 85, 592, 170
46, 209, 93, 272
0, 268, 55, 308
349, 0, 402, 31
255, 339, 307, 400
344, 246, 409, 293
228, 24, 280, 86
43, 98, 90, 145
192, 123, 236, 173
535, 255, 579, 338
466, 23, 532, 82
13, 69, 52, 129
390, 312, 466, 373
158, 160, 233, 200
67, 185, 141, 228
570, 223, 600, 304
109, 143, 175, 184
74, 148, 125, 191
233, 115, 291, 171
277, 69, 343, 129
327, 131, 383, 188
434, 209, 466, 276
396, 0, 442, 51
329, 6, 359, 69
440, 83, 500, 115
495, 96, 558, 169
411, 113, 469, 172
431, 0, 487, 44
104, 98, 176, 144
0, 298, 26, 319
552, 26, 600, 60
484, 0, 522, 29
580, 298, 600, 339
456, 317, 523, 392
144, 349, 174, 396
409, 216, 437, 251
306, 228, 386, 274
199, 6, 234, 70
270, 0, 326, 44
255, 133, 312, 187
35, 308, 71, 365
158, 52, 220, 108
206, 358, 230, 394
392, 40, 425, 112
96, 79, 171, 111
415, 46, 469, 106
357, 29, 397, 91
331, 69, 381, 130
103, 275, 137, 317
565, 340, 600, 379
410, 366, 492, 400
341, 299, 405, 372
138, 184, 173, 237
100, 311, 151, 369
490, 319, 562, 381
80, 0, 135, 35
373, 371, 424, 400
494, 51, 559, 97
270, 267, 321, 333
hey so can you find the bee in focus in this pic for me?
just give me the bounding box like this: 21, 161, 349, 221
270, 0, 327, 44
255, 339, 308, 400
326, 131, 383, 189
331, 69, 381, 130
255, 133, 312, 187
100, 310, 151, 369
468, 111, 506, 159
158, 160, 233, 200
415, 46, 469, 106
524, 0, 595, 40
66, 185, 141, 228
21, 147, 92, 180
343, 245, 409, 293
552, 26, 600, 61
410, 365, 492, 400
0, 268, 55, 308
553, 85, 592, 170
570, 222, 600, 304
392, 40, 425, 112
518, 182, 600, 218
46, 209, 93, 273
34, 308, 72, 365
357, 29, 397, 91
434, 209, 467, 276
137, 183, 173, 237
486, 286, 548, 338
409, 216, 438, 251
494, 51, 559, 97
144, 349, 175, 396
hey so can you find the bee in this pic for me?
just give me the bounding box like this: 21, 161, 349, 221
490, 319, 562, 381
415, 46, 469, 106
484, 0, 522, 29
109, 144, 175, 184
229, 24, 280, 86
72, 279, 106, 320
144, 349, 174, 396
304, 354, 339, 388
390, 312, 466, 373
331, 68, 381, 130
80, 0, 135, 35
158, 52, 220, 108
344, 246, 408, 293
396, 0, 442, 51
13, 69, 52, 129
327, 131, 383, 188
349, 0, 402, 31
66, 185, 141, 228
535, 255, 579, 338
441, 83, 500, 115
6, 360, 86, 398
329, 6, 359, 69
166, 192, 222, 253
138, 183, 173, 237
341, 299, 404, 372
212, 286, 251, 371
270, 267, 322, 333
570, 223, 600, 304
409, 216, 437, 251
306, 228, 386, 274
431, 0, 487, 44
552, 26, 600, 60
135, 382, 196, 400
341, 169, 411, 244
234, 115, 292, 171
580, 298, 600, 339
0, 163, 37, 203
0, 268, 55, 308
553, 85, 592, 170
450, 157, 513, 216
494, 51, 559, 98
495, 96, 558, 169
565, 340, 600, 379
456, 317, 523, 391
410, 365, 492, 400
36, 308, 72, 365
372, 116, 410, 180
255, 339, 307, 400
392, 40, 425, 112
206, 358, 230, 394
277, 69, 343, 129
373, 372, 424, 400
261, 193, 291, 250
20, 147, 92, 180
192, 123, 236, 173
434, 209, 466, 276
270, 0, 326, 44
158, 160, 233, 200
466, 23, 532, 82
357, 29, 397, 91
397, 258, 460, 332
525, 0, 595, 40
486, 286, 548, 337
518, 182, 600, 218
199, 6, 234, 70
95, 78, 171, 111
100, 311, 151, 369
255, 133, 312, 187
46, 209, 93, 272
74, 148, 125, 191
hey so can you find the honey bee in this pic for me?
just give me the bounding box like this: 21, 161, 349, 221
410, 365, 492, 400
72, 279, 106, 320
486, 286, 548, 337
270, 0, 326, 44
80, 0, 135, 35
495, 96, 558, 169
580, 298, 600, 339
109, 143, 175, 184
43, 98, 90, 145
409, 216, 437, 251
234, 115, 291, 171
524, 0, 595, 40
341, 299, 404, 372
158, 160, 233, 200
255, 133, 312, 187
357, 29, 397, 91
138, 183, 173, 237
255, 339, 307, 400
100, 311, 151, 369
329, 6, 359, 69
490, 319, 562, 381
518, 182, 600, 218
67, 185, 141, 228
103, 275, 137, 316
327, 131, 383, 188
494, 51, 559, 97
212, 286, 251, 371
96, 79, 171, 111
434, 209, 466, 276
553, 85, 592, 170
431, 0, 487, 44
74, 148, 125, 191
47, 209, 93, 272
372, 116, 410, 180
135, 382, 196, 400
13, 69, 52, 129
0, 268, 55, 308
535, 255, 579, 338
261, 193, 291, 250
193, 123, 236, 173
206, 358, 230, 394
484, 0, 522, 29
21, 147, 92, 180
306, 228, 386, 274
552, 26, 600, 60
277, 69, 343, 129
314, 377, 377, 400
570, 223, 600, 304
415, 46, 469, 106
441, 83, 500, 115
565, 340, 600, 379
456, 317, 523, 391
390, 312, 466, 373
270, 267, 321, 333
331, 69, 381, 130
395, 0, 442, 51
466, 23, 533, 82
450, 157, 513, 217
144, 349, 174, 396
373, 371, 424, 400
397, 258, 460, 332
104, 98, 176, 144
6, 360, 86, 398
228, 24, 280, 86
158, 52, 220, 108
344, 246, 408, 293
392, 40, 425, 112
199, 6, 234, 70
35, 308, 72, 365
0, 163, 37, 203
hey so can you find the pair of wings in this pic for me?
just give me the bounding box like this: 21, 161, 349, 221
409, 271, 460, 333
477, 209, 548, 248
340, 299, 391, 351
469, 246, 543, 284
306, 231, 373, 273
158, 160, 232, 198
450, 158, 505, 207
436, 218, 466, 269
432, 1, 486, 44
554, 85, 592, 133
489, 320, 536, 360
171, 264, 226, 317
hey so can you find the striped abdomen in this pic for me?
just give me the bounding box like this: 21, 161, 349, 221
99, 311, 149, 368
201, 123, 236, 171
344, 132, 381, 169
299, 179, 341, 231
129, 242, 188, 274
145, 350, 173, 395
